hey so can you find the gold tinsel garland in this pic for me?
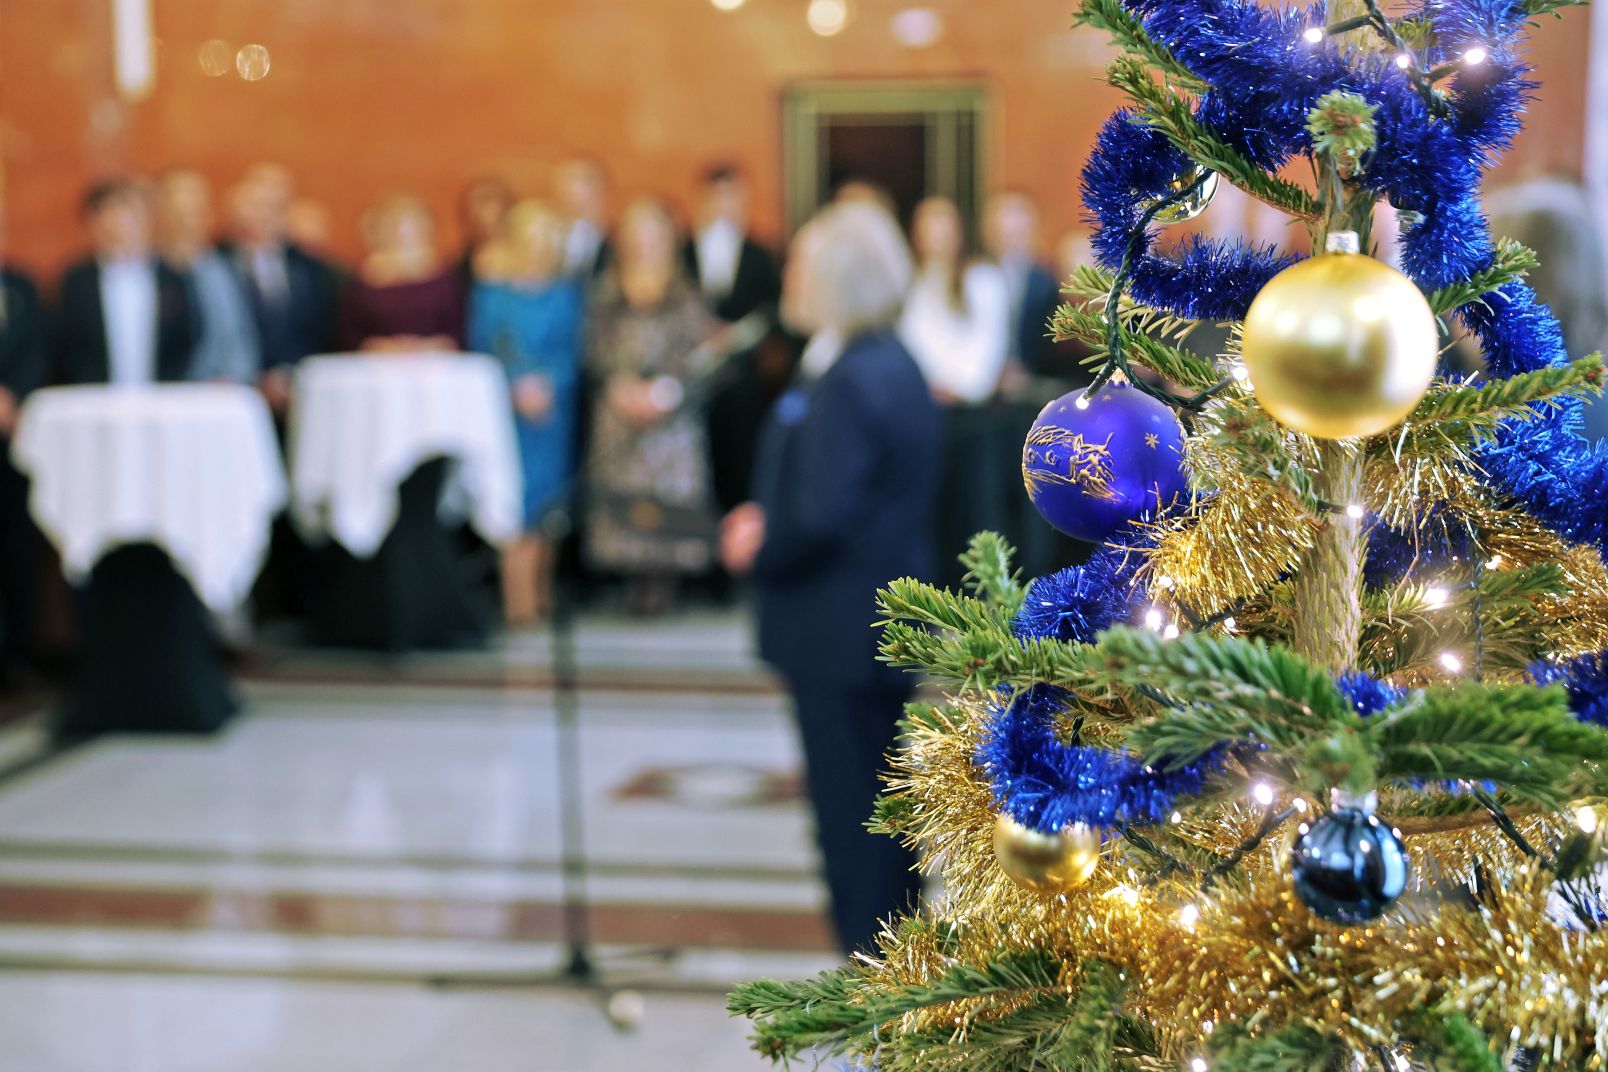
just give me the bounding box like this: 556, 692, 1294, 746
873, 693, 1607, 1066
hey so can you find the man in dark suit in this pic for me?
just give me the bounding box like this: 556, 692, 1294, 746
223, 168, 336, 413
57, 180, 195, 386
684, 163, 786, 515
554, 156, 614, 281
984, 191, 1066, 379
0, 211, 47, 673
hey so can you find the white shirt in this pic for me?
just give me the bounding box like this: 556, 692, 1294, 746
799, 329, 844, 381
99, 257, 159, 387
695, 219, 743, 299
899, 261, 1011, 404
563, 220, 603, 277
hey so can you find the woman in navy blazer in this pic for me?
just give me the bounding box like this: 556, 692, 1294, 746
723, 201, 941, 955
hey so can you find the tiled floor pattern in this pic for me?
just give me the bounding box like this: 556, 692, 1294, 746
0, 610, 844, 1070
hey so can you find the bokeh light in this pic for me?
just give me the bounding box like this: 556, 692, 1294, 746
198, 39, 232, 77
807, 0, 849, 37
236, 43, 271, 81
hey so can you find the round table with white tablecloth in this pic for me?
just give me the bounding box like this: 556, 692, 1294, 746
12, 384, 287, 736
290, 353, 522, 650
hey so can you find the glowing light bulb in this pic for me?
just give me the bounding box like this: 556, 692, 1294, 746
1192, 1059, 1210, 1072
1345, 503, 1365, 520
1293, 797, 1309, 812
1221, 616, 1237, 633
1303, 26, 1324, 42
1425, 586, 1450, 608
1486, 554, 1504, 570
1393, 1054, 1411, 1072
1252, 782, 1275, 807
1395, 52, 1413, 68
711, 0, 746, 9
1577, 805, 1600, 835
1170, 810, 1183, 824
1464, 46, 1487, 65
1144, 608, 1164, 631
1075, 394, 1091, 410
1158, 575, 1175, 590
807, 0, 849, 36
1162, 623, 1181, 640
1439, 651, 1464, 673
1180, 903, 1200, 927
1230, 363, 1250, 382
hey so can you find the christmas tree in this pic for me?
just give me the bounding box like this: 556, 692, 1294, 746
730, 0, 1608, 1068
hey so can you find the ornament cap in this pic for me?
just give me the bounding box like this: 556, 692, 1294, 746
1329, 786, 1378, 814
1324, 230, 1361, 254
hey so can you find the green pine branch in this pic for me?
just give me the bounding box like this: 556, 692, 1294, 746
879, 960, 1136, 1072
1204, 1023, 1347, 1072
1073, 0, 1207, 92
962, 532, 1029, 619
729, 949, 1065, 1060
1107, 56, 1320, 221
1424, 1014, 1506, 1072
1522, 0, 1586, 21
1060, 265, 1208, 349
1052, 303, 1223, 390
1406, 353, 1604, 430
1427, 238, 1539, 316
1369, 683, 1608, 807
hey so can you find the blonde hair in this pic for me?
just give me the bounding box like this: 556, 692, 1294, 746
478, 199, 565, 281
795, 200, 913, 337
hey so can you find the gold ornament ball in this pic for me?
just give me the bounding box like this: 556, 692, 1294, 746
992, 813, 1100, 893
1240, 251, 1437, 439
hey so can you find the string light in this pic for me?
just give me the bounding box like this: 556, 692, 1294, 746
1292, 797, 1309, 813
1180, 902, 1200, 927
1439, 651, 1465, 673
1577, 805, 1600, 835
1221, 616, 1237, 633
1393, 1053, 1412, 1072
1252, 782, 1275, 807
1303, 26, 1325, 42
1345, 503, 1365, 520
1075, 394, 1091, 410
1463, 46, 1488, 65
1395, 52, 1413, 69
1191, 1058, 1209, 1072
1145, 608, 1165, 631
1486, 554, 1504, 569
1158, 575, 1175, 590
1162, 623, 1181, 640
1229, 362, 1251, 382
1425, 586, 1450, 608
1170, 810, 1183, 824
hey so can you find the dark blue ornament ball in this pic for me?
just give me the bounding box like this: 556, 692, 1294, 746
1291, 804, 1410, 925
1021, 383, 1187, 542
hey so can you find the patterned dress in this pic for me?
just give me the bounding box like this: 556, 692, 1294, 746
583, 274, 718, 573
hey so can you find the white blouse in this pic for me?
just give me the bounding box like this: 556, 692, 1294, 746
899, 261, 1011, 404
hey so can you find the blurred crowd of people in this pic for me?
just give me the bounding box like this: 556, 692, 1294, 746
0, 160, 1092, 660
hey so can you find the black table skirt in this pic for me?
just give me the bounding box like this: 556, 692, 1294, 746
309, 456, 491, 652
60, 543, 237, 740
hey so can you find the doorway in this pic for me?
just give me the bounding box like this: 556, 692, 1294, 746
781, 81, 990, 236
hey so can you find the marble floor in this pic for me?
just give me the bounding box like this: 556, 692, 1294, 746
0, 610, 842, 1071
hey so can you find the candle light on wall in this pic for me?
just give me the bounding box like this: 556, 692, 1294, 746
807, 0, 850, 36
111, 0, 155, 100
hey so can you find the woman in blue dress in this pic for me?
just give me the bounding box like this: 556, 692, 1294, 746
467, 200, 585, 626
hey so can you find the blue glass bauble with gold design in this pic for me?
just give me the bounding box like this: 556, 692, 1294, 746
1291, 790, 1410, 925
1021, 383, 1187, 542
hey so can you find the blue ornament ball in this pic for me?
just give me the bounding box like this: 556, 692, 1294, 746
1290, 795, 1410, 925
1021, 383, 1187, 542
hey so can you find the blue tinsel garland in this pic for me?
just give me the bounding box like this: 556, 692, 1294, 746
989, 0, 1608, 830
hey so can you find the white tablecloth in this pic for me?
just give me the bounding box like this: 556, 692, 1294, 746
289, 353, 522, 557
12, 384, 288, 613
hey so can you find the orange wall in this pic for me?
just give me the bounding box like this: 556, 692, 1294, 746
1, 0, 1596, 279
